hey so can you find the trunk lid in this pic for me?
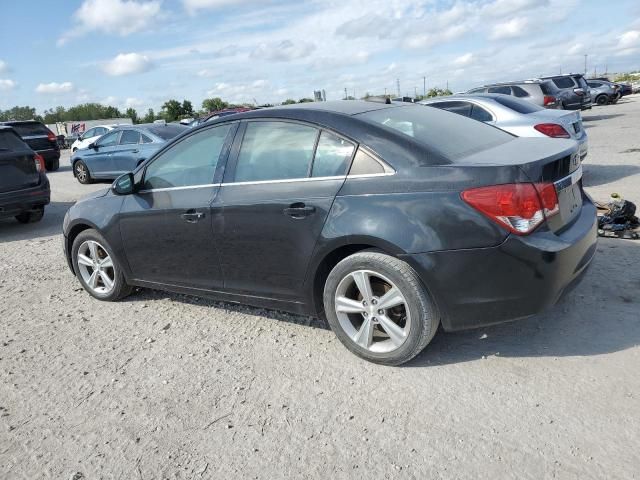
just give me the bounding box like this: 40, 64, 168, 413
527, 108, 584, 139
456, 137, 583, 232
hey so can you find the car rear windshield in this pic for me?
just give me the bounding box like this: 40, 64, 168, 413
0, 130, 29, 151
552, 77, 575, 89
147, 125, 188, 140
6, 122, 50, 137
358, 105, 513, 160
492, 95, 543, 114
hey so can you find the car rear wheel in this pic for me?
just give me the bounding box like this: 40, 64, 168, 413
323, 252, 439, 366
15, 206, 44, 224
595, 95, 608, 106
71, 229, 133, 301
74, 161, 92, 184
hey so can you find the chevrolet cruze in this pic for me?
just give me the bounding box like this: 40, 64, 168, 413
63, 101, 597, 365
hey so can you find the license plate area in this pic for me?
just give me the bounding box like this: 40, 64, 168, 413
554, 165, 583, 226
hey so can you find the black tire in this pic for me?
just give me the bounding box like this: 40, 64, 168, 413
595, 95, 608, 106
15, 206, 44, 224
71, 229, 133, 301
74, 160, 92, 184
323, 252, 439, 366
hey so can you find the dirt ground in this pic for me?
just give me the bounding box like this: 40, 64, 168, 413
1, 98, 639, 480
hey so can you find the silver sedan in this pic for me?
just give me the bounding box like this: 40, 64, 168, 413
418, 94, 588, 161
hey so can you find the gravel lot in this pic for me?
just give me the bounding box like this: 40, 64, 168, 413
1, 98, 639, 479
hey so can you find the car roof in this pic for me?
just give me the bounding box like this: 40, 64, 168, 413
420, 93, 509, 103
0, 120, 42, 125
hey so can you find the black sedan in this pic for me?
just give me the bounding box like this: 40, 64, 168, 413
62, 101, 597, 365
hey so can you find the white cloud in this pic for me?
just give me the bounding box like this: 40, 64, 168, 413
454, 53, 474, 66
183, 0, 245, 13
490, 17, 529, 40
125, 97, 145, 108
103, 53, 153, 76
0, 79, 17, 91
35, 82, 74, 94
616, 30, 640, 55
0, 60, 8, 74
567, 43, 584, 55
483, 0, 548, 17
58, 0, 162, 45
250, 40, 315, 62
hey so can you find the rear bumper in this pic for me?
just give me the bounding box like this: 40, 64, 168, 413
38, 149, 60, 162
0, 176, 50, 219
402, 198, 598, 331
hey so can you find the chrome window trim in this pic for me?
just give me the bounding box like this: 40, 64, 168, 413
346, 171, 395, 179
138, 183, 221, 194
221, 175, 346, 187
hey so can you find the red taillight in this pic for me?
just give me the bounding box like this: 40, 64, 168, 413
34, 153, 45, 172
543, 95, 557, 106
534, 123, 570, 138
462, 182, 558, 235
47, 131, 56, 142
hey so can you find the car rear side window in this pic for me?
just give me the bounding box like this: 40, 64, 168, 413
492, 95, 543, 114
359, 106, 513, 160
348, 149, 390, 175
552, 77, 575, 89
0, 130, 28, 151
141, 134, 153, 143
512, 86, 530, 98
311, 131, 355, 177
144, 124, 233, 190
119, 130, 141, 145
487, 86, 511, 95
467, 87, 486, 94
234, 121, 318, 182
427, 101, 472, 117
470, 105, 493, 122
7, 122, 50, 137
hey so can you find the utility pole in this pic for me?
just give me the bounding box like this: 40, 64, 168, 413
414, 86, 418, 98
344, 87, 348, 100
423, 76, 426, 97
384, 87, 387, 97
396, 78, 400, 97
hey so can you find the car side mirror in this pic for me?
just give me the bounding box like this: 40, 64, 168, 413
112, 172, 136, 195
88, 142, 98, 149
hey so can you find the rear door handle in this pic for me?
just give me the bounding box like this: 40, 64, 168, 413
283, 203, 316, 218
181, 209, 205, 223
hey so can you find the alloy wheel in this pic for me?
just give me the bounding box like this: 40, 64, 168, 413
76, 240, 115, 295
75, 163, 87, 182
334, 270, 411, 353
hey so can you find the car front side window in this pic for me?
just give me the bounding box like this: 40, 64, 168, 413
143, 124, 233, 190
233, 121, 318, 183
96, 131, 120, 147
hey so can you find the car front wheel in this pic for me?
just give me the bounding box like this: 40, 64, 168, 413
71, 229, 133, 301
74, 161, 92, 184
323, 252, 439, 366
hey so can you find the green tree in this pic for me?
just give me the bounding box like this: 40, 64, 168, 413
0, 106, 38, 121
142, 108, 156, 123
125, 107, 139, 124
161, 99, 182, 121
282, 99, 297, 105
425, 87, 452, 98
202, 97, 228, 112
181, 100, 194, 117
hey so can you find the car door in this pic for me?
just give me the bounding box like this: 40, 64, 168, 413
110, 129, 142, 175
118, 123, 237, 289
214, 120, 356, 301
82, 130, 121, 177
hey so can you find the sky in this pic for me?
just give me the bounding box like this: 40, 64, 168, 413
1, 0, 639, 114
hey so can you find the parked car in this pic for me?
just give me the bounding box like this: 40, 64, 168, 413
586, 80, 619, 105
419, 94, 588, 161
539, 74, 592, 110
71, 123, 188, 184
71, 125, 118, 152
0, 126, 50, 223
632, 82, 640, 94
467, 80, 561, 109
617, 83, 633, 97
62, 101, 596, 365
0, 120, 60, 171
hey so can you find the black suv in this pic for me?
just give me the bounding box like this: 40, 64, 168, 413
0, 126, 50, 223
540, 74, 592, 110
0, 120, 60, 171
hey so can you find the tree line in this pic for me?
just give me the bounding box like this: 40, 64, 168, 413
0, 89, 453, 126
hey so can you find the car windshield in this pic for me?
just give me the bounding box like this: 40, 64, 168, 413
491, 95, 543, 114
358, 105, 513, 160
147, 125, 188, 140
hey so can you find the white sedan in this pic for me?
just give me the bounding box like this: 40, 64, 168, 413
70, 125, 117, 152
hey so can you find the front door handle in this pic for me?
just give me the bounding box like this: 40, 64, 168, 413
132, 149, 139, 153
283, 203, 316, 218
181, 209, 205, 223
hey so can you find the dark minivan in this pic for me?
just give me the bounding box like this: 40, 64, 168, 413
0, 120, 60, 171
63, 102, 597, 365
0, 126, 50, 223
540, 74, 592, 110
